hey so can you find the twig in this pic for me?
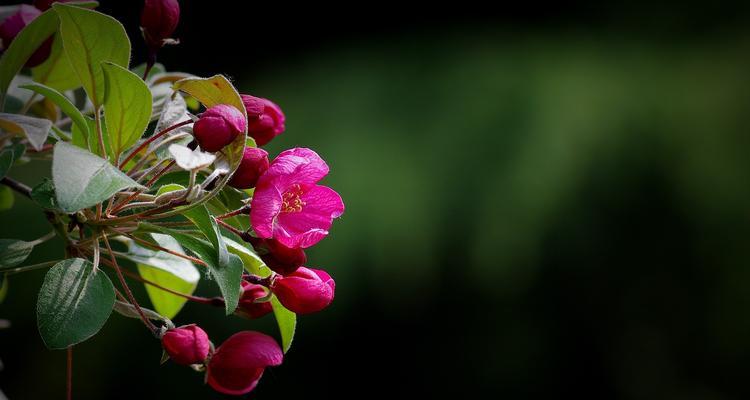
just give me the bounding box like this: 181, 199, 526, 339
1, 177, 31, 199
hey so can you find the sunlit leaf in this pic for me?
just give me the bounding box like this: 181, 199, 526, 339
102, 62, 152, 162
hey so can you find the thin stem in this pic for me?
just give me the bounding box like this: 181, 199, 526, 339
216, 205, 251, 220
29, 230, 57, 246
101, 234, 158, 334
109, 160, 175, 216
110, 228, 208, 267
119, 267, 222, 306
119, 120, 192, 170
92, 235, 100, 270
114, 201, 157, 214
4, 260, 59, 275
215, 218, 251, 242
20, 93, 38, 115
1, 177, 31, 198
94, 108, 107, 161
67, 346, 72, 400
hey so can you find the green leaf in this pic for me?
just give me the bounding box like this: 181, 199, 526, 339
224, 238, 296, 353
102, 62, 152, 162
0, 147, 14, 180
271, 296, 296, 353
30, 178, 58, 209
52, 141, 143, 213
118, 233, 199, 319
0, 114, 51, 151
131, 62, 164, 80
0, 186, 13, 211
112, 300, 173, 328
0, 274, 8, 304
0, 2, 98, 107
53, 3, 130, 107
21, 83, 89, 140
36, 258, 115, 349
31, 31, 79, 92
0, 239, 35, 269
183, 205, 229, 268
0, 9, 57, 108
140, 223, 243, 315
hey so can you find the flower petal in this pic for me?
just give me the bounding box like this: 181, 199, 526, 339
250, 182, 283, 238
265, 147, 329, 186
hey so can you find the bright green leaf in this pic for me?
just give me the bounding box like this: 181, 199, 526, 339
53, 3, 130, 107
0, 113, 51, 151
140, 223, 243, 315
102, 62, 152, 162
271, 296, 296, 353
36, 258, 115, 349
183, 205, 229, 268
138, 265, 196, 320
31, 31, 79, 92
21, 83, 89, 140
52, 141, 143, 213
0, 239, 35, 269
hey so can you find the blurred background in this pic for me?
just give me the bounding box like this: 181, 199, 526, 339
2, 1, 750, 398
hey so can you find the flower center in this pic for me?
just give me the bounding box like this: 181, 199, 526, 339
281, 184, 305, 213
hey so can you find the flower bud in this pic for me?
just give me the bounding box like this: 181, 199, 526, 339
248, 237, 306, 275
140, 0, 180, 51
271, 267, 334, 314
206, 331, 283, 395
0, 5, 52, 67
161, 324, 210, 366
193, 104, 246, 152
234, 281, 272, 319
228, 147, 269, 189
241, 95, 285, 146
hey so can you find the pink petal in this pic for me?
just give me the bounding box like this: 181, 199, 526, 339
300, 185, 345, 219
265, 147, 329, 186
250, 182, 282, 238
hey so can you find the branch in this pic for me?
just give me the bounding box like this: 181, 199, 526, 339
1, 177, 31, 199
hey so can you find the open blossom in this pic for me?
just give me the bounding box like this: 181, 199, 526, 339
161, 324, 210, 366
234, 281, 273, 319
206, 331, 283, 395
241, 95, 285, 146
0, 5, 52, 67
250, 148, 344, 249
271, 267, 335, 314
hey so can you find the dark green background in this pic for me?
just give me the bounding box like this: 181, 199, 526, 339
2, 1, 750, 398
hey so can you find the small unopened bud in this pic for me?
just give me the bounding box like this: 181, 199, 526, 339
161, 324, 210, 366
247, 237, 306, 276
271, 267, 335, 314
241, 95, 285, 146
234, 281, 272, 320
140, 0, 180, 52
228, 147, 269, 189
193, 104, 246, 152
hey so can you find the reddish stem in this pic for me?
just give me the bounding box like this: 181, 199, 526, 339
215, 218, 252, 242
66, 347, 72, 400
118, 120, 192, 170
110, 228, 208, 267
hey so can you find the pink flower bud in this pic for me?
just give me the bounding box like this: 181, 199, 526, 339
140, 0, 180, 51
228, 147, 269, 189
271, 267, 335, 314
206, 331, 283, 395
161, 324, 210, 366
0, 5, 52, 68
241, 95, 285, 146
193, 104, 246, 152
234, 281, 272, 319
248, 237, 306, 275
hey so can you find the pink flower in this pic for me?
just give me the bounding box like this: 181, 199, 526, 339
206, 331, 283, 395
161, 324, 210, 366
241, 95, 285, 146
0, 5, 51, 67
247, 237, 307, 275
228, 147, 269, 189
271, 267, 335, 314
250, 148, 344, 249
193, 104, 246, 152
234, 281, 273, 319
140, 0, 180, 51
